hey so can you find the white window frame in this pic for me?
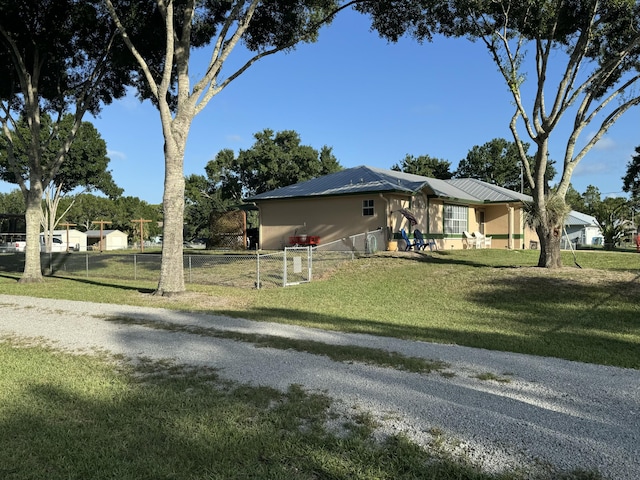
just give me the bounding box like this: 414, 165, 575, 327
362, 199, 374, 216
444, 204, 467, 234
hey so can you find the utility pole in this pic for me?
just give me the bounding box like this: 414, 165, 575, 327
58, 222, 76, 252
131, 218, 152, 252
91, 220, 111, 252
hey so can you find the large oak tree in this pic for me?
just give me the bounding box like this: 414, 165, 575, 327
0, 114, 122, 252
0, 0, 135, 281
358, 0, 640, 267
105, 0, 363, 295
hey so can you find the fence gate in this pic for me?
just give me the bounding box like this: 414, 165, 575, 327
283, 246, 311, 286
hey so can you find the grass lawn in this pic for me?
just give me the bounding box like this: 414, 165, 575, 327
0, 249, 626, 479
1, 248, 638, 369
4, 340, 522, 480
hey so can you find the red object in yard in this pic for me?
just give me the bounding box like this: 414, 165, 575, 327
635, 234, 640, 252
288, 235, 320, 246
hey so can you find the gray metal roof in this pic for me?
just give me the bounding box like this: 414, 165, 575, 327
247, 165, 533, 204
565, 211, 599, 227
443, 178, 533, 203
247, 166, 429, 200
85, 229, 124, 237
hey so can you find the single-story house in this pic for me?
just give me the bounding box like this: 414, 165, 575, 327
563, 211, 602, 248
41, 229, 88, 251
85, 229, 128, 251
246, 165, 539, 251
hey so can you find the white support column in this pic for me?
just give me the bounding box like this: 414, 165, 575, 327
508, 205, 514, 249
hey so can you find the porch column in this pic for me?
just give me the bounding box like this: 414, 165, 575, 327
507, 205, 514, 249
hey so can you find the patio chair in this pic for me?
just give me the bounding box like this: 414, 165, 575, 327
400, 229, 416, 251
412, 229, 426, 250
463, 231, 480, 249
473, 231, 492, 248
413, 229, 436, 251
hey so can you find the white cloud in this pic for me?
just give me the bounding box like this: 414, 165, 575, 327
107, 149, 127, 161
584, 131, 617, 151
573, 161, 609, 176
226, 134, 243, 142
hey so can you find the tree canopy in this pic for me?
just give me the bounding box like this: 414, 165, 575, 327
0, 114, 121, 198
391, 154, 452, 179
0, 0, 136, 281
622, 145, 640, 201
211, 129, 342, 199
104, 0, 361, 295
454, 138, 556, 193
185, 129, 342, 241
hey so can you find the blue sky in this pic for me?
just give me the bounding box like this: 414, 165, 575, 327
2, 8, 638, 204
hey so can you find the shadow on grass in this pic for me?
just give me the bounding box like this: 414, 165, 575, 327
0, 345, 513, 480
212, 268, 640, 369
60, 276, 156, 294
219, 306, 639, 369
0, 273, 20, 282
0, 271, 155, 294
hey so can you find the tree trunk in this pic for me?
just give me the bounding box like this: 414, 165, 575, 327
20, 185, 44, 283
156, 127, 187, 296
536, 221, 563, 268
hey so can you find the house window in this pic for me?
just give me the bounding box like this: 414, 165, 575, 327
444, 204, 467, 234
362, 199, 374, 216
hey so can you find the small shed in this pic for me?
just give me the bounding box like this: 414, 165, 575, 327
563, 211, 602, 248
42, 229, 88, 251
85, 229, 129, 251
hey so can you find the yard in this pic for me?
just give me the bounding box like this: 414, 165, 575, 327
1, 248, 638, 369
0, 249, 637, 480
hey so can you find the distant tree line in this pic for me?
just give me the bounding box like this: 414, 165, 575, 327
391, 138, 556, 195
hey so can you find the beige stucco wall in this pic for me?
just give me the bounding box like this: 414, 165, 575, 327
416, 199, 539, 250
258, 194, 390, 250
256, 192, 540, 251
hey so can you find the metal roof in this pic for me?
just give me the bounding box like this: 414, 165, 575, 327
247, 165, 533, 204
85, 230, 125, 237
247, 166, 427, 200
443, 178, 532, 203
565, 211, 599, 227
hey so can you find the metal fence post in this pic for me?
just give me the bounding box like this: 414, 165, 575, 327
188, 255, 192, 283
133, 253, 137, 280
307, 246, 312, 282
256, 252, 261, 289
283, 247, 287, 287
85, 253, 89, 278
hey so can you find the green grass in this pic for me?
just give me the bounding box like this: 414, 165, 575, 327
1, 339, 558, 480
1, 248, 639, 369
0, 249, 621, 479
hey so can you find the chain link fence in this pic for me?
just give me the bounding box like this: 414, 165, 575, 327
1, 228, 388, 288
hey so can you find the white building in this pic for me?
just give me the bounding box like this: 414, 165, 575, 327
563, 211, 602, 248
41, 229, 88, 252
85, 229, 129, 250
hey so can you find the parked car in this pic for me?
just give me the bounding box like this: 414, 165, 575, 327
41, 236, 70, 252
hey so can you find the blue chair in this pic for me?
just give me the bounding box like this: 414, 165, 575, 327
413, 229, 426, 250
400, 229, 415, 251
414, 229, 437, 251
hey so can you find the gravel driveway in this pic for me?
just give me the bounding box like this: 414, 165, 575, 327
1, 294, 638, 479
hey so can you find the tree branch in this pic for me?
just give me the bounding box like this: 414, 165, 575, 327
103, 0, 160, 99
